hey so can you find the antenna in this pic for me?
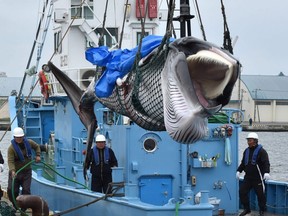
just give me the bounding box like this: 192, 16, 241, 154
232, 35, 239, 48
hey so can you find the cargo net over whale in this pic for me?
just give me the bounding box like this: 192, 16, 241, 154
85, 33, 240, 144
96, 40, 169, 131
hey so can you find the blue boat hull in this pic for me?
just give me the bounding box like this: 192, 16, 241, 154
31, 171, 214, 216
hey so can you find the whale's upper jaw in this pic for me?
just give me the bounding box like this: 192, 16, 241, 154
187, 47, 239, 114
162, 37, 240, 144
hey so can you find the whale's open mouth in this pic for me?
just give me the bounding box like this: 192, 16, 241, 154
162, 37, 240, 143
187, 49, 237, 114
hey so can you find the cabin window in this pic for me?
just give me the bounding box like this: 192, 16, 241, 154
136, 32, 149, 45
83, 6, 93, 19
71, 5, 82, 18
54, 31, 62, 54
94, 28, 118, 48
103, 110, 114, 125
71, 4, 93, 20
143, 138, 157, 153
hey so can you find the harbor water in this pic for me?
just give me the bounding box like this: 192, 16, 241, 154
0, 130, 287, 189
239, 131, 288, 182
0, 130, 11, 189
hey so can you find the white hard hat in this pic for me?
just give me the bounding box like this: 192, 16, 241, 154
246, 132, 258, 140
13, 127, 25, 137
95, 134, 106, 142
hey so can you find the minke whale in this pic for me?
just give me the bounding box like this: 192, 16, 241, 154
46, 36, 240, 175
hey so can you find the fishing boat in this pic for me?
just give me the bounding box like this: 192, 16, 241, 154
7, 0, 288, 215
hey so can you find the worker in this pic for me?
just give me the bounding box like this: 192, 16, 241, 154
7, 127, 41, 208
236, 132, 270, 216
86, 134, 118, 193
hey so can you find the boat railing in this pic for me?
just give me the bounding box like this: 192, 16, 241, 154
208, 108, 244, 125
47, 66, 99, 96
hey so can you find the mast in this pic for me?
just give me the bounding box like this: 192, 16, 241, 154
17, 0, 50, 99
173, 0, 195, 37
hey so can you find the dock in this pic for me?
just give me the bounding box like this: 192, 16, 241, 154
238, 210, 280, 216
241, 122, 288, 132
0, 100, 10, 131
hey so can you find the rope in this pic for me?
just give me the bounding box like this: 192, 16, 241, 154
193, 0, 207, 41
165, 0, 175, 36
134, 0, 149, 63
49, 0, 86, 62
98, 0, 109, 46
11, 160, 89, 211
52, 182, 124, 216
220, 0, 233, 54
164, 0, 177, 38
10, 159, 124, 215
11, 160, 35, 215
17, 0, 50, 99
223, 181, 232, 200
3, 1, 85, 144
2, 0, 86, 142
133, 0, 174, 67
0, 80, 40, 142
119, 0, 130, 48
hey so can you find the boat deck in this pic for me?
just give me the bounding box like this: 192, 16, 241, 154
0, 190, 282, 216
247, 212, 279, 216
13, 210, 282, 216
233, 210, 281, 216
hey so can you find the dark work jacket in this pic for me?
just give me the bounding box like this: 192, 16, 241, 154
237, 144, 270, 180
87, 147, 118, 177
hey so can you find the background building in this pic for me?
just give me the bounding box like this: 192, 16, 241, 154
0, 76, 41, 119
227, 72, 288, 123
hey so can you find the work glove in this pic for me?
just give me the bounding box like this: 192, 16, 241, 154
0, 164, 3, 172
263, 173, 271, 181
236, 171, 241, 179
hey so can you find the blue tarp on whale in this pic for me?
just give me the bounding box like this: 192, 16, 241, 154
85, 35, 174, 98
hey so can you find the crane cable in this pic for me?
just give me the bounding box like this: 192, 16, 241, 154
220, 0, 233, 54
11, 160, 124, 215
193, 0, 207, 41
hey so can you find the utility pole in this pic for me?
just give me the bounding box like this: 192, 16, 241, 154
253, 88, 261, 122
240, 89, 246, 111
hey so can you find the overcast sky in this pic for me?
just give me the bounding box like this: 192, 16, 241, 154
0, 0, 287, 77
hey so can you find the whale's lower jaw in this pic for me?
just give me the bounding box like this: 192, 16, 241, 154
166, 115, 208, 144
162, 55, 209, 144
163, 88, 208, 143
